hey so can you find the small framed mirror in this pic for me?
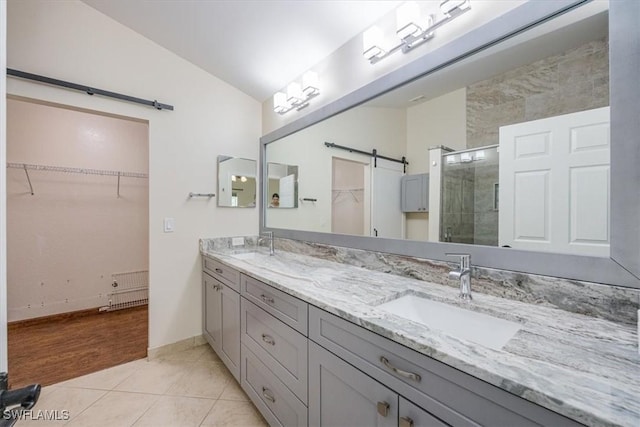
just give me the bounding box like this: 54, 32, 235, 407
217, 155, 257, 208
267, 162, 298, 209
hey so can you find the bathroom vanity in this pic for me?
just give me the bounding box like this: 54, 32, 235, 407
201, 242, 639, 427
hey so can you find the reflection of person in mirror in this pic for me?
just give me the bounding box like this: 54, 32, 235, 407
269, 193, 280, 208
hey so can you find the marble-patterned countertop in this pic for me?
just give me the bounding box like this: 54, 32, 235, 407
201, 245, 640, 427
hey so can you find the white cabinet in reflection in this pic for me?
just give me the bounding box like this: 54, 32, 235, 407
401, 173, 429, 213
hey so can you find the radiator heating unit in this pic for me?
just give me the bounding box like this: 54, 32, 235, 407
100, 270, 149, 312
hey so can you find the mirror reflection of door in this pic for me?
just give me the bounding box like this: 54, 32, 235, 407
267, 163, 298, 208
331, 157, 367, 235
371, 158, 405, 239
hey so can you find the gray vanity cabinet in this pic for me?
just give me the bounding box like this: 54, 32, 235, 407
401, 173, 429, 213
309, 307, 583, 427
202, 258, 241, 382
202, 257, 585, 427
309, 341, 398, 427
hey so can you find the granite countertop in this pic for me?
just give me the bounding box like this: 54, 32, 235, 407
201, 245, 640, 427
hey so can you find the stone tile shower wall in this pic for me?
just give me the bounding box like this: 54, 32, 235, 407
473, 161, 499, 246
466, 37, 609, 148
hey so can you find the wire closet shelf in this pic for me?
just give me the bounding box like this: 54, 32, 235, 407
6, 162, 148, 178
6, 162, 148, 196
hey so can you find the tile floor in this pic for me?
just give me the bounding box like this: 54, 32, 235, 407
15, 344, 267, 427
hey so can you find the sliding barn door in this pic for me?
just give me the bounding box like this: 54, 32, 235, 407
371, 158, 404, 239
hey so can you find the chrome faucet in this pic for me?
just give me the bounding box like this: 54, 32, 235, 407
446, 253, 472, 301
259, 231, 275, 256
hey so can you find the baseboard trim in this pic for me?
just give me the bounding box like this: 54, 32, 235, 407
8, 307, 101, 329
147, 334, 206, 360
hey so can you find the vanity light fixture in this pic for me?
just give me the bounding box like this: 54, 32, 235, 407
273, 71, 321, 115
240, 176, 247, 183
364, 0, 471, 64
460, 152, 473, 163
231, 175, 237, 182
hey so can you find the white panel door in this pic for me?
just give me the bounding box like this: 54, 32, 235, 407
499, 107, 610, 256
371, 158, 404, 239
279, 174, 295, 208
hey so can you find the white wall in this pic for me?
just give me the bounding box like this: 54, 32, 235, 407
1, 0, 8, 372
6, 0, 261, 349
262, 1, 524, 134
266, 106, 405, 233
405, 88, 467, 241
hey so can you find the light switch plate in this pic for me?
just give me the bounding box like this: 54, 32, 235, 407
231, 237, 245, 246
164, 217, 175, 233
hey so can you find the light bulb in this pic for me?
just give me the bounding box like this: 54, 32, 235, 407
287, 82, 303, 105
397, 1, 422, 41
273, 92, 289, 113
363, 26, 385, 60
302, 71, 319, 96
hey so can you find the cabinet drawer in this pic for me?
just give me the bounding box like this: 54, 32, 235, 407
241, 344, 307, 427
203, 256, 240, 292
309, 307, 582, 427
241, 274, 308, 335
241, 298, 308, 403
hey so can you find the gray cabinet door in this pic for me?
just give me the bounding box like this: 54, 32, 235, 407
203, 272, 222, 352
399, 398, 449, 427
401, 174, 429, 212
220, 283, 241, 381
309, 341, 397, 427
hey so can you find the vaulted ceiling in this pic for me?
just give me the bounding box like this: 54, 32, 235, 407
82, 0, 402, 102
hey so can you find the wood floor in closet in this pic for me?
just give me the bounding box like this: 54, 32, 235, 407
7, 305, 148, 389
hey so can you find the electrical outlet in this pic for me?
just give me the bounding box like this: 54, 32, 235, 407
232, 237, 245, 246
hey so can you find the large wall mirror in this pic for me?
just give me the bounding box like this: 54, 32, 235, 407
217, 156, 257, 208
261, 0, 640, 288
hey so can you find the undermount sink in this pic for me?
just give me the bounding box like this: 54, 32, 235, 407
377, 294, 521, 351
230, 251, 259, 260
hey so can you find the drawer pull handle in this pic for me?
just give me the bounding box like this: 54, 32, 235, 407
261, 334, 276, 345
377, 401, 390, 417
262, 387, 276, 403
399, 416, 414, 427
215, 268, 223, 274
380, 356, 421, 382
260, 294, 275, 304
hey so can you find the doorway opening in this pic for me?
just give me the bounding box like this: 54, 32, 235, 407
5, 96, 149, 387
331, 157, 367, 236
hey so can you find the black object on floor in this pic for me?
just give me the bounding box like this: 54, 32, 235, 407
0, 372, 41, 427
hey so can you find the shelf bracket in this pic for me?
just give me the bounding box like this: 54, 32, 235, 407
23, 164, 34, 196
